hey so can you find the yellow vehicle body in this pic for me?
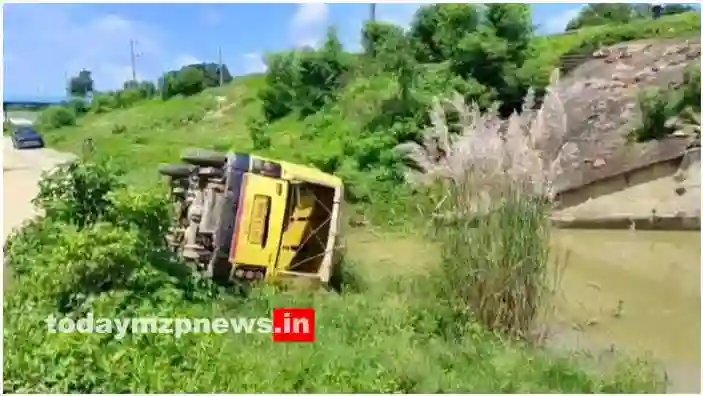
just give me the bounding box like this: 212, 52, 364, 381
160, 151, 344, 287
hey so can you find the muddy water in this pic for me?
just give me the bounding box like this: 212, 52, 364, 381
551, 230, 701, 392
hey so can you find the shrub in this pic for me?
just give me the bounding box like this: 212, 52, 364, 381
33, 159, 125, 228
116, 88, 144, 108
247, 116, 271, 150
91, 94, 119, 114
632, 65, 701, 142
632, 88, 677, 141
38, 106, 77, 129
68, 98, 89, 115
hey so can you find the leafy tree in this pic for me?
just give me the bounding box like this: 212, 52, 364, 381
138, 81, 157, 98
69, 70, 94, 97
123, 80, 139, 90
362, 21, 406, 58
362, 21, 417, 75
409, 4, 481, 63
158, 62, 229, 100
565, 4, 648, 31
198, 62, 233, 86
177, 66, 207, 96
452, 5, 535, 115
663, 4, 696, 15
259, 28, 351, 122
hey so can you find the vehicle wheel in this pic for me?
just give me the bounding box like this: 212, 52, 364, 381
158, 163, 194, 178
181, 148, 227, 168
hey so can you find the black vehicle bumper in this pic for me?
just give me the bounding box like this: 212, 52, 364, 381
15, 139, 44, 149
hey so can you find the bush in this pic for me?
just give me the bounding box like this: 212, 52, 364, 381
247, 116, 271, 150
69, 98, 89, 115
38, 106, 77, 129
632, 65, 701, 142
632, 88, 677, 141
159, 62, 231, 100
33, 159, 125, 228
116, 88, 144, 108
91, 94, 119, 114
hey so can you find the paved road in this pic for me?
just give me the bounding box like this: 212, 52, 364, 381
3, 137, 75, 243
2, 137, 75, 286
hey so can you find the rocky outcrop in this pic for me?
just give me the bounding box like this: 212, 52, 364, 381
554, 38, 700, 194
548, 38, 701, 229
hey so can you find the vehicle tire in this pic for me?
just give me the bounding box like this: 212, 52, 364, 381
181, 148, 227, 168
158, 163, 194, 178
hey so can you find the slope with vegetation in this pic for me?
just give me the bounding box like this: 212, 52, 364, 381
5, 5, 700, 392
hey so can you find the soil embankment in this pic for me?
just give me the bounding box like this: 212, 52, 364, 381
553, 146, 701, 229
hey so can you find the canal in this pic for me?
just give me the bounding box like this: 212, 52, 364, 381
551, 230, 701, 392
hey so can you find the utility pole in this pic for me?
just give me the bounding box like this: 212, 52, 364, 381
218, 46, 224, 86
130, 39, 138, 82
370, 3, 376, 23
64, 71, 70, 99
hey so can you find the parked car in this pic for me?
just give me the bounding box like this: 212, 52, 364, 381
11, 126, 45, 149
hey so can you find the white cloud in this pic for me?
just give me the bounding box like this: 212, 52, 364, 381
540, 6, 584, 34
243, 53, 267, 74
376, 4, 421, 30
173, 54, 203, 68
289, 3, 329, 48
3, 4, 171, 96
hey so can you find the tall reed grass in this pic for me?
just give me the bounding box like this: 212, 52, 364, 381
398, 69, 576, 338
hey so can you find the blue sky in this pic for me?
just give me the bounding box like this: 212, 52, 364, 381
4, 3, 594, 99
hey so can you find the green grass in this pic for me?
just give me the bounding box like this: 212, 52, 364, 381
8, 14, 697, 393
44, 79, 262, 186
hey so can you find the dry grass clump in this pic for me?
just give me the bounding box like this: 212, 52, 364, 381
397, 69, 576, 339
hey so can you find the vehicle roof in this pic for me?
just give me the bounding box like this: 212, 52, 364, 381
251, 154, 343, 188
11, 119, 34, 126
14, 126, 38, 133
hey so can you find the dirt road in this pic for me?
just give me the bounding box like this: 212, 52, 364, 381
2, 137, 74, 285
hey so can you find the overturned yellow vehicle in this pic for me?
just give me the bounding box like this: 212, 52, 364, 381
158, 149, 344, 288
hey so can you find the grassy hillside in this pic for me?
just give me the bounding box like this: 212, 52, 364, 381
5, 9, 699, 393
42, 12, 700, 183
